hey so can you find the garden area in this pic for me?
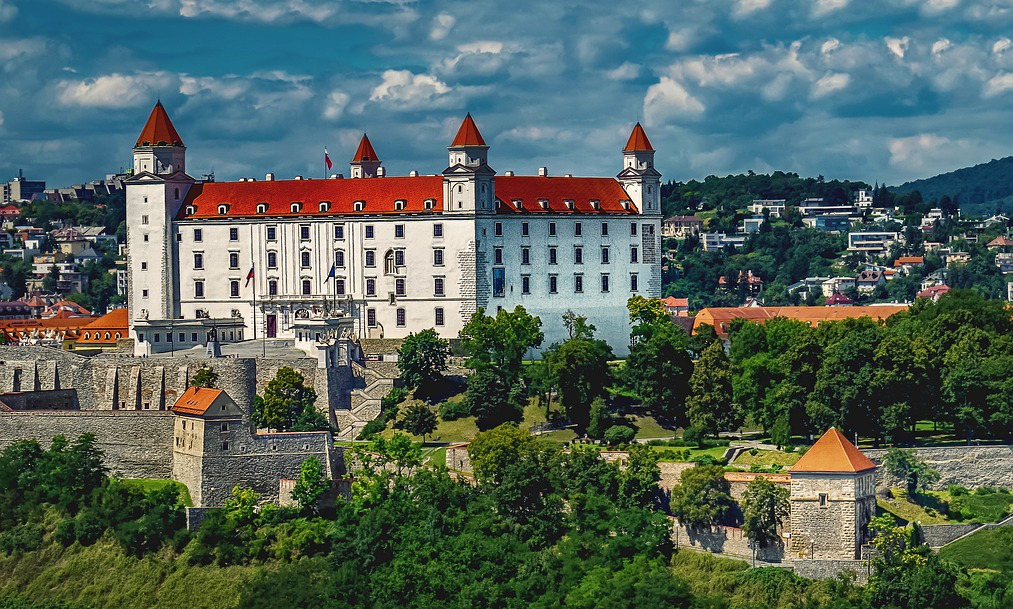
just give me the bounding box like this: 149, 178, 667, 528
878, 486, 1013, 526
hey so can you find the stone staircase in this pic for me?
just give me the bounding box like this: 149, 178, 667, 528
335, 361, 394, 439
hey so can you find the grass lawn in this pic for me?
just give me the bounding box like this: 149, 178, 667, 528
876, 487, 1013, 525
630, 415, 675, 439
732, 449, 801, 469
939, 526, 1013, 571
650, 445, 728, 463
119, 479, 193, 507
877, 489, 949, 525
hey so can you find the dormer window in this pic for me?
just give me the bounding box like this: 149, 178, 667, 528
565, 199, 574, 210
354, 200, 365, 212
394, 199, 406, 211
217, 204, 229, 215
538, 199, 549, 210
256, 203, 268, 214
513, 199, 523, 209
424, 198, 436, 210
185, 205, 196, 215
319, 201, 330, 212
590, 199, 601, 210
290, 202, 302, 213
621, 200, 631, 210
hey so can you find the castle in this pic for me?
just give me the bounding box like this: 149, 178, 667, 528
125, 103, 663, 357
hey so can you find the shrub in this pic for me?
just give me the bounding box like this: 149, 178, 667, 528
382, 387, 409, 411
0, 524, 44, 554
54, 519, 76, 546
948, 485, 969, 497
976, 486, 997, 496
357, 418, 386, 440
603, 425, 636, 446
438, 399, 470, 421
682, 425, 704, 447
749, 448, 759, 456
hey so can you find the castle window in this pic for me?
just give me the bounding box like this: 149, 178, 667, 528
574, 247, 583, 265
335, 250, 345, 267
395, 277, 406, 297
521, 247, 530, 265
575, 222, 582, 237
631, 222, 638, 236
630, 273, 638, 292
175, 188, 180, 200
424, 199, 436, 210
601, 247, 610, 264
301, 251, 311, 268
267, 252, 277, 269
819, 493, 828, 508
549, 222, 557, 237
549, 275, 558, 294
229, 227, 239, 241
521, 222, 529, 237
367, 308, 377, 327
574, 274, 583, 293
230, 280, 240, 297
494, 248, 503, 264
142, 289, 149, 298
601, 222, 609, 236
601, 274, 610, 293
334, 224, 345, 239
141, 261, 148, 271
194, 228, 202, 242
433, 223, 443, 238
266, 226, 277, 241
194, 253, 204, 269
257, 203, 268, 214
521, 275, 530, 295
365, 250, 376, 267
394, 199, 406, 211
291, 202, 302, 213
302, 279, 312, 295
396, 307, 406, 327
194, 281, 204, 298
366, 278, 376, 296
229, 252, 239, 269
435, 307, 444, 326
495, 222, 503, 237
178, 333, 185, 343
268, 280, 277, 296
319, 201, 330, 212
538, 199, 548, 209
221, 423, 229, 431
565, 199, 574, 210
385, 250, 396, 275
218, 204, 229, 215
434, 277, 445, 297
395, 250, 405, 267
191, 332, 198, 342
630, 246, 638, 263
591, 200, 601, 210
365, 225, 374, 239
513, 199, 523, 209
395, 224, 405, 239
548, 247, 557, 265
141, 215, 149, 225
222, 442, 230, 451
336, 278, 345, 295
354, 200, 365, 211
433, 248, 444, 267
300, 225, 310, 240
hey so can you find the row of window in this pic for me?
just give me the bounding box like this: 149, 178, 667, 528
493, 272, 639, 296
495, 220, 640, 238
194, 276, 447, 299
494, 245, 639, 265
186, 223, 446, 243
367, 306, 446, 328
138, 329, 243, 344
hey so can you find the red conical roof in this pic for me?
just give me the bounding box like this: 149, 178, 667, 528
351, 133, 379, 163
450, 113, 487, 147
790, 428, 876, 473
135, 101, 184, 147
623, 122, 653, 152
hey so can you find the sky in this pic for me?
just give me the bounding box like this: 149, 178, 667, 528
3, 0, 1013, 189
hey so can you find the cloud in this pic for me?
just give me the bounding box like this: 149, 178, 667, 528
885, 36, 910, 59
57, 72, 177, 108
811, 72, 850, 98
984, 72, 1013, 97
369, 70, 453, 110
932, 38, 952, 56
323, 90, 349, 120
812, 0, 849, 18
643, 77, 705, 125
994, 38, 1012, 55
821, 38, 841, 55
606, 62, 639, 81
429, 12, 455, 40
0, 109, 4, 127
922, 0, 961, 15
733, 0, 771, 17
0, 0, 16, 22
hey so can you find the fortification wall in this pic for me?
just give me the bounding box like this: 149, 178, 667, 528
671, 519, 788, 563
793, 559, 869, 584
865, 445, 1013, 490
0, 410, 174, 479
0, 389, 78, 410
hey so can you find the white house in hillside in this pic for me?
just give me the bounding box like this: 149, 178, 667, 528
124, 103, 663, 357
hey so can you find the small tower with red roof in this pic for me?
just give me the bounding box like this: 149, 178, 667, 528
349, 133, 381, 179
788, 428, 877, 560
132, 100, 187, 176
443, 113, 495, 215
616, 122, 662, 216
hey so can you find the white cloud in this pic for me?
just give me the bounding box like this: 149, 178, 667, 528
323, 90, 349, 120
606, 62, 639, 80
932, 38, 952, 56
994, 38, 1012, 55
821, 38, 841, 55
57, 72, 176, 108
0, 109, 4, 128
0, 0, 16, 22
369, 70, 452, 110
733, 0, 771, 17
429, 12, 455, 40
812, 0, 849, 18
922, 0, 961, 14
811, 72, 850, 98
984, 72, 1013, 97
885, 36, 910, 59
643, 77, 705, 125
664, 28, 695, 52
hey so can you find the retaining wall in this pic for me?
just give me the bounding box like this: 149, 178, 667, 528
793, 559, 870, 584
671, 519, 788, 563
865, 445, 1013, 490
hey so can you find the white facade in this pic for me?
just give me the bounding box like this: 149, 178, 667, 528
125, 107, 662, 356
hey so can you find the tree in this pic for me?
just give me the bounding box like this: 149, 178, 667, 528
291, 456, 329, 513
869, 516, 970, 609
396, 329, 451, 394
463, 367, 524, 430
669, 465, 734, 528
883, 447, 940, 494
544, 328, 613, 431
565, 556, 693, 609
603, 425, 635, 446
190, 367, 218, 389
467, 424, 532, 485
562, 310, 597, 340
586, 397, 610, 440
626, 295, 669, 328
400, 403, 437, 442
741, 477, 790, 548
770, 414, 792, 449
685, 341, 738, 437
459, 306, 544, 386
251, 367, 328, 432
625, 321, 693, 421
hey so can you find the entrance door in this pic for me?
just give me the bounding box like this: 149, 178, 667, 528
266, 314, 277, 338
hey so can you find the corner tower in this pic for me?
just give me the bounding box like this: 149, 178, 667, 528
443, 113, 495, 214
617, 123, 662, 216
788, 428, 877, 560
350, 133, 381, 178
125, 101, 194, 344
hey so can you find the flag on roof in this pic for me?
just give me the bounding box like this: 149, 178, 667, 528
325, 147, 333, 170
245, 266, 255, 287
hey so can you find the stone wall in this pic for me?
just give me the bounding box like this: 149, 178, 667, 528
446, 443, 471, 472
789, 472, 876, 560
0, 389, 78, 410
0, 410, 174, 479
865, 445, 1013, 490
671, 519, 788, 563
920, 523, 983, 548
724, 472, 792, 501
793, 559, 870, 584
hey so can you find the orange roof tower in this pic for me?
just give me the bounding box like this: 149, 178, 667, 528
791, 428, 876, 473
623, 122, 654, 152
351, 133, 379, 162
135, 101, 184, 147
451, 113, 487, 147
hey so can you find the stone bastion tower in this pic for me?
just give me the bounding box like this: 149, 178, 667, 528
788, 428, 878, 560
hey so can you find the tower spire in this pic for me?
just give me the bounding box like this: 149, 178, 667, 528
350, 133, 381, 178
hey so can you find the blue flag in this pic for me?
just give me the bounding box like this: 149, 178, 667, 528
326, 263, 336, 280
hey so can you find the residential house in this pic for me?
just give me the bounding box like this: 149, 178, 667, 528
892, 256, 924, 274
996, 252, 1013, 273
821, 276, 856, 297
660, 296, 690, 317
848, 231, 902, 257
825, 292, 854, 306
987, 236, 1013, 250
75, 246, 103, 263
923, 241, 944, 252
803, 215, 851, 232
692, 305, 907, 340
787, 276, 830, 300
662, 215, 704, 239
856, 270, 885, 293
854, 189, 874, 210
748, 199, 786, 217
944, 251, 971, 267
701, 232, 747, 252
740, 216, 765, 234
799, 197, 855, 217
917, 284, 950, 302
984, 214, 1009, 228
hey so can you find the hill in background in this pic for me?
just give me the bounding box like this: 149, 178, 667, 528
892, 156, 1013, 217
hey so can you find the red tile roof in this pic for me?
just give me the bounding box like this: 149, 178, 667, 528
351, 134, 379, 162
824, 292, 853, 305
661, 296, 689, 308
135, 101, 184, 148
893, 256, 924, 266
450, 113, 487, 147
791, 428, 876, 473
623, 122, 654, 152
76, 309, 128, 345
178, 176, 444, 218
172, 387, 223, 416
494, 176, 636, 215
988, 236, 1013, 247
916, 284, 950, 299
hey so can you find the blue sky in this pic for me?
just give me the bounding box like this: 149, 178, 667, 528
3, 0, 1013, 188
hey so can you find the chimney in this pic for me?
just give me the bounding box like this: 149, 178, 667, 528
538, 167, 548, 177
265, 173, 274, 181
504, 170, 514, 177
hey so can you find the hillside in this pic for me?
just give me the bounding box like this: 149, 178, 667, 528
892, 156, 1013, 216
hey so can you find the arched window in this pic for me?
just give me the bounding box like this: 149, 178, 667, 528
218, 204, 229, 215
354, 201, 365, 211
394, 200, 406, 211
384, 250, 396, 275
319, 201, 330, 212
291, 202, 302, 213
185, 205, 195, 215
257, 203, 268, 214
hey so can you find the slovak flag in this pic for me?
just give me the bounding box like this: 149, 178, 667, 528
245, 266, 255, 287
324, 148, 333, 170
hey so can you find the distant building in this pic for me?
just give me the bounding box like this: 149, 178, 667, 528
854, 189, 874, 209
987, 236, 1013, 250
996, 252, 1013, 273
701, 232, 747, 252
802, 215, 851, 232
748, 199, 786, 217
799, 197, 855, 218
892, 256, 924, 273
740, 216, 765, 234
659, 296, 689, 317
847, 231, 902, 257
920, 269, 946, 291
856, 270, 885, 293
944, 251, 971, 267
692, 305, 907, 339
719, 270, 764, 295
1, 171, 46, 204
662, 215, 704, 239
821, 276, 856, 297
917, 284, 950, 302
824, 292, 853, 306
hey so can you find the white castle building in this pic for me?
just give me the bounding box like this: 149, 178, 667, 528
125, 102, 662, 356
